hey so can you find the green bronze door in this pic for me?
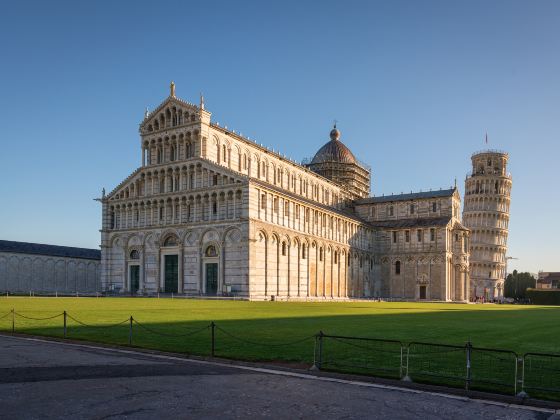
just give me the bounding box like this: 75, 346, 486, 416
164, 255, 178, 293
206, 263, 218, 295
130, 265, 140, 294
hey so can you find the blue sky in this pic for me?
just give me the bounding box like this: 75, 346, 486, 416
0, 0, 558, 274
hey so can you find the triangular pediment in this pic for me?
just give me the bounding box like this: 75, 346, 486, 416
140, 95, 202, 133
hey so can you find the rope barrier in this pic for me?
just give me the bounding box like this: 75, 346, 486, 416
66, 313, 129, 329
132, 319, 210, 338
14, 312, 64, 321
0, 311, 12, 321
215, 325, 314, 348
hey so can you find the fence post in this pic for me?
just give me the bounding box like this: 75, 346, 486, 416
465, 341, 472, 391
211, 321, 215, 357
402, 345, 412, 382
129, 316, 133, 345
63, 311, 67, 339
399, 344, 403, 379
311, 331, 323, 371
517, 356, 528, 398
11, 309, 15, 334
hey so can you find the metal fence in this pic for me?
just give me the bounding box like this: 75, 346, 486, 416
0, 309, 559, 401
314, 332, 403, 379
522, 353, 560, 400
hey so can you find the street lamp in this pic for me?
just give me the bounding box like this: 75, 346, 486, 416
505, 256, 519, 299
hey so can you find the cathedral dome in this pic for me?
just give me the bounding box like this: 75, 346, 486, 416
311, 125, 357, 165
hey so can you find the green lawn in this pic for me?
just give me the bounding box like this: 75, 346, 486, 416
1, 297, 559, 398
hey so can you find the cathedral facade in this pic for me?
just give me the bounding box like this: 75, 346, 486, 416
99, 84, 470, 301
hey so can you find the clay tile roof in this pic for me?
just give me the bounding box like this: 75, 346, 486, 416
367, 216, 452, 229
356, 188, 457, 204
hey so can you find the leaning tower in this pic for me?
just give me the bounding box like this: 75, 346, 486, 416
463, 150, 512, 301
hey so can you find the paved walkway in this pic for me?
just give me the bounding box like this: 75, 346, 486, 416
0, 335, 555, 419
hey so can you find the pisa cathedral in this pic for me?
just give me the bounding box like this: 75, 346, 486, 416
100, 83, 472, 301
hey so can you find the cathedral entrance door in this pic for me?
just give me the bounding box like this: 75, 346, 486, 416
205, 263, 218, 295
164, 255, 178, 293
130, 265, 139, 295
419, 285, 427, 300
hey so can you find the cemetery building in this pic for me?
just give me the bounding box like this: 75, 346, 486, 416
99, 83, 470, 301
0, 240, 101, 294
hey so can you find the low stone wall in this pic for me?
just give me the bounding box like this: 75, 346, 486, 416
0, 252, 101, 293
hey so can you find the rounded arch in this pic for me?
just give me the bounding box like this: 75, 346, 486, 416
199, 227, 221, 246
160, 229, 180, 247
223, 226, 242, 243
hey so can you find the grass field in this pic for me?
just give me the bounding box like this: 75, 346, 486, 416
1, 297, 559, 355
2, 297, 559, 398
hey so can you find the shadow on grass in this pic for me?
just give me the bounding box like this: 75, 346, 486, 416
1, 303, 560, 400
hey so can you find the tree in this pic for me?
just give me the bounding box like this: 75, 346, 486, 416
504, 270, 536, 300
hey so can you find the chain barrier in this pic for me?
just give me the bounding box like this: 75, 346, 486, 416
14, 312, 64, 321
0, 311, 12, 321
132, 319, 210, 338
215, 325, 315, 348
4, 309, 560, 401
66, 313, 129, 328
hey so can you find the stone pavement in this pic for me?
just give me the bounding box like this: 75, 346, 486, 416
0, 335, 555, 419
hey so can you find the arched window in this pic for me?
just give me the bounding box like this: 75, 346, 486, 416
281, 241, 286, 256
319, 247, 323, 261
205, 245, 218, 257
334, 251, 338, 264
222, 145, 227, 162
130, 250, 139, 260
163, 236, 178, 247
395, 261, 401, 275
